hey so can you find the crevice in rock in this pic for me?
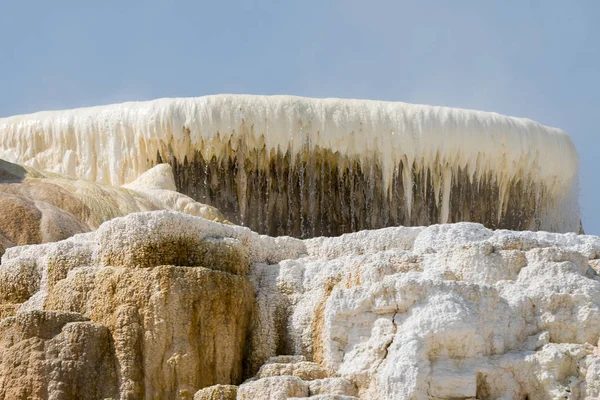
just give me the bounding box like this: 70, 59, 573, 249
375, 310, 398, 373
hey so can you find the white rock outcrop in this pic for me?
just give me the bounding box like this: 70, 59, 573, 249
0, 211, 598, 399
248, 222, 600, 399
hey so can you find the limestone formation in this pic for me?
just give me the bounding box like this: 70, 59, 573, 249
0, 212, 257, 399
308, 378, 358, 397
237, 376, 309, 400
0, 94, 593, 399
253, 356, 328, 381
46, 265, 253, 399
236, 357, 358, 400
245, 222, 600, 399
0, 211, 598, 399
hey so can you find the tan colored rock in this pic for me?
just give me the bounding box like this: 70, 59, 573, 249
0, 212, 280, 398
0, 310, 117, 400
1, 180, 94, 231
308, 378, 358, 397
0, 254, 41, 304
0, 234, 96, 310
255, 361, 327, 381
0, 160, 225, 258
95, 218, 248, 273
289, 396, 359, 400
0, 210, 309, 399
0, 231, 11, 260
0, 192, 44, 246
193, 384, 237, 400
237, 376, 308, 400
46, 238, 95, 290
2, 209, 599, 399
0, 304, 16, 319
45, 264, 253, 399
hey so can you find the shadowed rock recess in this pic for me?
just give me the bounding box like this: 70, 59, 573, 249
171, 146, 557, 237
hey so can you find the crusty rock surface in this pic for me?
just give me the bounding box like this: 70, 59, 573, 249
254, 361, 327, 381
46, 264, 253, 399
237, 376, 309, 400
0, 212, 598, 399
0, 310, 117, 400
193, 384, 238, 400
235, 357, 358, 400
308, 378, 358, 397
0, 212, 269, 399
247, 222, 600, 399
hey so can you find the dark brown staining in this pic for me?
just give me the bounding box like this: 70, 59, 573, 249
168, 144, 550, 238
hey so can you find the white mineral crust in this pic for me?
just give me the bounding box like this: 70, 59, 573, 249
2, 211, 596, 399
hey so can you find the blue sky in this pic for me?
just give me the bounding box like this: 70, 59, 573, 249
1, 1, 598, 233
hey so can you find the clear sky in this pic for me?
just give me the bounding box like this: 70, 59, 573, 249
1, 1, 598, 233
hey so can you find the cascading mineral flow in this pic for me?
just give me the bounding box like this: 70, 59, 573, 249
0, 95, 580, 237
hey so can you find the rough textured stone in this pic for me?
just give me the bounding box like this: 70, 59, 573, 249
255, 361, 327, 381
237, 376, 309, 400
0, 304, 16, 319
94, 213, 249, 273
0, 211, 263, 399
0, 253, 41, 304
193, 384, 237, 400
247, 222, 600, 399
1, 211, 599, 399
45, 265, 253, 399
308, 378, 358, 397
0, 310, 117, 400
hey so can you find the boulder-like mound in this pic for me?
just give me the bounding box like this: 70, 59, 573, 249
0, 95, 580, 236
0, 211, 597, 399
0, 159, 224, 258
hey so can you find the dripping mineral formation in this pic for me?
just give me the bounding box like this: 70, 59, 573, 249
0, 95, 580, 236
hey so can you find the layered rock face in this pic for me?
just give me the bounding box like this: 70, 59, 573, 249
0, 211, 598, 399
254, 224, 600, 399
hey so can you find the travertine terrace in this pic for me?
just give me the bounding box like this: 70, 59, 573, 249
0, 211, 598, 399
0, 95, 580, 236
0, 95, 594, 400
